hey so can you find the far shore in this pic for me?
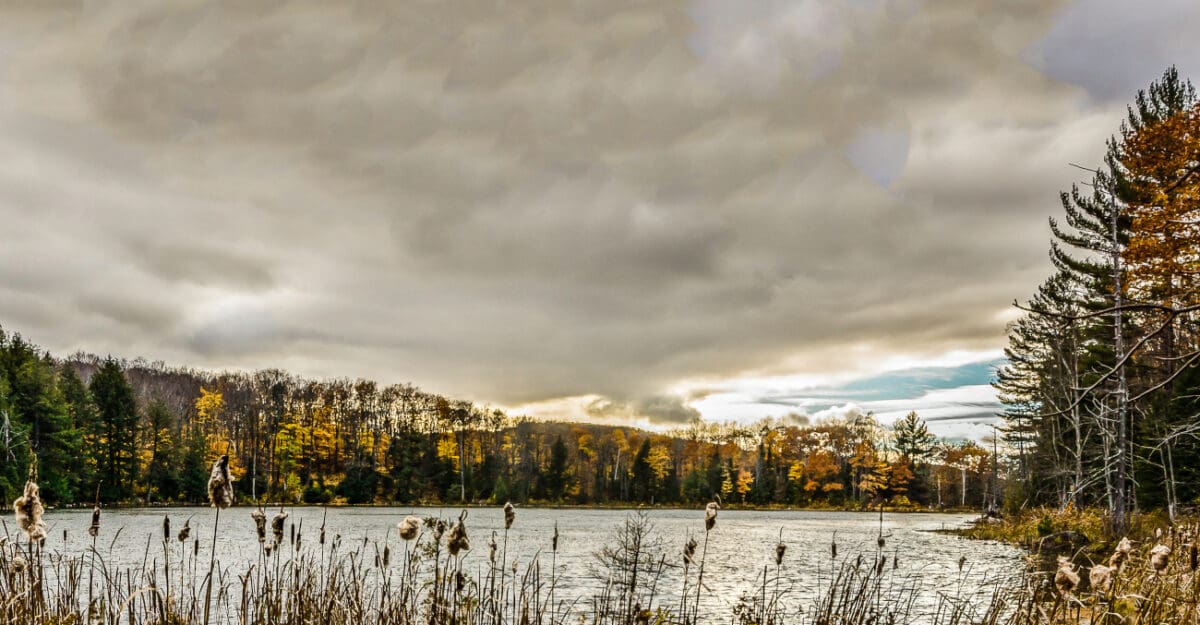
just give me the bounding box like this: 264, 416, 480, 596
30, 501, 986, 515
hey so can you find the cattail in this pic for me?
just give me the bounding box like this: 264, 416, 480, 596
503, 502, 516, 529
1149, 544, 1170, 574
455, 571, 466, 593
10, 555, 27, 574
704, 501, 719, 531
877, 535, 886, 550
1109, 536, 1133, 570
684, 536, 698, 565
88, 506, 101, 538
447, 510, 470, 556
178, 519, 191, 543
434, 519, 447, 543
633, 602, 650, 625
398, 516, 421, 541
957, 555, 967, 572
1089, 563, 1114, 594
511, 558, 518, 575
271, 509, 288, 545
383, 544, 391, 567
774, 528, 786, 566
207, 455, 234, 508
14, 475, 46, 542
876, 555, 887, 575
194, 537, 200, 557
489, 532, 498, 563
163, 515, 171, 543
319, 525, 326, 545
264, 542, 274, 557
251, 508, 267, 543
1055, 556, 1079, 596
552, 522, 560, 552
831, 534, 838, 560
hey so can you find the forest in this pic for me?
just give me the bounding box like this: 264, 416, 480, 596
0, 327, 999, 510
995, 67, 1200, 532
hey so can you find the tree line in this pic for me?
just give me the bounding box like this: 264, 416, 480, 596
0, 327, 999, 509
996, 67, 1200, 531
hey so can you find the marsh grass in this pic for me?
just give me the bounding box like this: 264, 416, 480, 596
4, 503, 1198, 625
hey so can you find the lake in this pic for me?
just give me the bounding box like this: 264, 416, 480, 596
24, 506, 1023, 622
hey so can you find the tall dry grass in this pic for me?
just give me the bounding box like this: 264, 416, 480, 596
5, 485, 1199, 625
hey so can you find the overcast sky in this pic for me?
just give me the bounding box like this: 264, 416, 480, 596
2, 0, 1198, 437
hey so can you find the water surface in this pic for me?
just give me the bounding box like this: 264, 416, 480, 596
29, 506, 1022, 620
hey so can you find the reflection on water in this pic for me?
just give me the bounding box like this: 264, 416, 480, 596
34, 506, 1022, 620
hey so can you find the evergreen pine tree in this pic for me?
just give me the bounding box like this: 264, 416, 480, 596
89, 358, 140, 502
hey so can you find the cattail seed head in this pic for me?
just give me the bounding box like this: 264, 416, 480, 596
162, 515, 171, 543
877, 535, 886, 550
1054, 556, 1079, 596
271, 509, 288, 545
1089, 564, 1114, 594
831, 536, 838, 560
684, 536, 698, 565
207, 455, 234, 509
775, 541, 786, 566
503, 502, 515, 530
383, 544, 390, 567
88, 506, 101, 538
704, 501, 719, 531
1109, 536, 1133, 570
14, 478, 46, 542
447, 510, 470, 556
251, 508, 267, 543
957, 555, 966, 572
489, 531, 498, 563
433, 519, 447, 542
1150, 544, 1170, 574
264, 542, 274, 557
552, 522, 559, 552
398, 516, 421, 541
194, 538, 199, 557
178, 519, 191, 543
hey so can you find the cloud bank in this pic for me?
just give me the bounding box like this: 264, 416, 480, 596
0, 0, 1196, 425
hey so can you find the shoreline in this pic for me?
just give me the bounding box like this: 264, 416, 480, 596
35, 501, 985, 515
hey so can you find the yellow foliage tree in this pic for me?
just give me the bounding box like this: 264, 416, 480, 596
1122, 102, 1200, 306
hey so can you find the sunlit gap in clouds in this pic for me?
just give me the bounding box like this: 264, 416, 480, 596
508, 349, 1004, 441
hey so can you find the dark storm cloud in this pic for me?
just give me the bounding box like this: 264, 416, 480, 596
0, 0, 1186, 422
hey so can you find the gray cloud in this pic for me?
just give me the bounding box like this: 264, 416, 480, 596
1028, 0, 1200, 103
0, 0, 1188, 420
